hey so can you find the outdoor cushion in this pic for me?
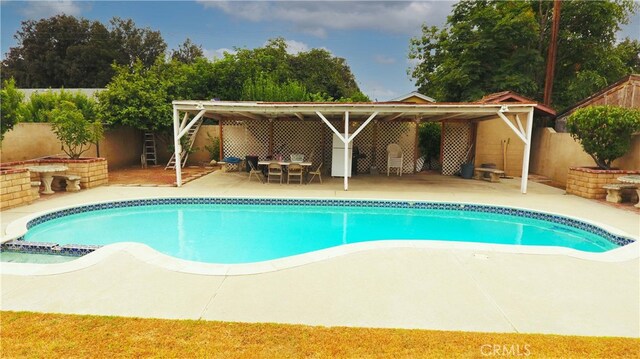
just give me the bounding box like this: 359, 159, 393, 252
223, 157, 242, 164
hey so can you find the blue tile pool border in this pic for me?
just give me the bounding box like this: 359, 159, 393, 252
1, 197, 634, 257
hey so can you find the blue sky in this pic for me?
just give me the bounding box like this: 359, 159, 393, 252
1, 1, 639, 101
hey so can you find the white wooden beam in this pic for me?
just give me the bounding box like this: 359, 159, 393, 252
179, 112, 189, 131
177, 109, 206, 139
380, 112, 405, 122
173, 107, 182, 187
347, 112, 378, 142
236, 112, 264, 121
293, 112, 304, 121
520, 108, 534, 194
316, 111, 344, 142
515, 114, 525, 136
344, 111, 349, 191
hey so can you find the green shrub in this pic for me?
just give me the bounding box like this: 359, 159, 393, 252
418, 122, 441, 170
49, 101, 104, 159
0, 78, 23, 141
566, 106, 640, 169
204, 133, 220, 161
20, 89, 96, 123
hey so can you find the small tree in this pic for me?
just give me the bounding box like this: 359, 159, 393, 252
418, 122, 441, 170
567, 105, 640, 169
0, 78, 23, 141
49, 101, 104, 159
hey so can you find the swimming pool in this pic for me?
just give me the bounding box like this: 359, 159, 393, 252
2, 198, 634, 264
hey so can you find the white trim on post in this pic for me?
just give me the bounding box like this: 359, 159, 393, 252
520, 108, 534, 194
344, 111, 349, 191
173, 107, 182, 187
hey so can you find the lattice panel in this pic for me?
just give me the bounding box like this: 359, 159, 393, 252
442, 122, 472, 175
375, 121, 416, 174
273, 121, 324, 165
221, 120, 269, 159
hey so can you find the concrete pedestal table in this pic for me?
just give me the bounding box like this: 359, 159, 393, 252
617, 175, 640, 208
27, 165, 69, 194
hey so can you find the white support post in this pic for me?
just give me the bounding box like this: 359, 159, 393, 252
520, 108, 534, 194
173, 107, 182, 187
344, 111, 349, 191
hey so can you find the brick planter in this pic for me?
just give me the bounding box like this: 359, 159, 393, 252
566, 167, 640, 199
0, 168, 33, 210
1, 157, 108, 190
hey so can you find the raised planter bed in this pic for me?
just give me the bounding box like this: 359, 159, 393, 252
566, 167, 640, 200
1, 157, 108, 190
0, 167, 33, 210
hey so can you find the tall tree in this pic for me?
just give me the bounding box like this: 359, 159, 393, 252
109, 17, 167, 68
0, 78, 24, 141
409, 0, 639, 110
1, 15, 168, 88
171, 38, 204, 64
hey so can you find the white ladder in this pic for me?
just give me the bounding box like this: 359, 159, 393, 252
165, 119, 203, 169
142, 132, 157, 165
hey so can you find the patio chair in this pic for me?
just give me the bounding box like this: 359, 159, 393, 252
307, 162, 323, 184
287, 163, 303, 184
248, 161, 263, 183
387, 143, 403, 176
267, 162, 283, 184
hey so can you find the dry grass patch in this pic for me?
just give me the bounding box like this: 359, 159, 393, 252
1, 311, 638, 358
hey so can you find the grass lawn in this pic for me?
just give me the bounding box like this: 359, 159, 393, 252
1, 311, 638, 358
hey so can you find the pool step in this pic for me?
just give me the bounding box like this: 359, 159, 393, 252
1, 240, 102, 257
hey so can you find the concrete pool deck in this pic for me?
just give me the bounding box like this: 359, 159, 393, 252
1, 172, 639, 337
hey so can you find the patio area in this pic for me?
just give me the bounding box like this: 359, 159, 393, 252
1, 170, 639, 338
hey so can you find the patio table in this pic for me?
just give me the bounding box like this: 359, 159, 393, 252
258, 161, 313, 181
27, 165, 68, 194
617, 175, 640, 208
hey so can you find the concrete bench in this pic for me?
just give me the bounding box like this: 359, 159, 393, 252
52, 174, 82, 192
473, 168, 505, 183
603, 183, 638, 203
30, 181, 41, 200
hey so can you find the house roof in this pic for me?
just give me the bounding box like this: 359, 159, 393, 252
390, 91, 436, 103
556, 74, 640, 119
477, 91, 556, 116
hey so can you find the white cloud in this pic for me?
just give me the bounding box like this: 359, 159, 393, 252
283, 39, 309, 54
203, 47, 237, 60
198, 1, 453, 37
374, 54, 396, 65
20, 0, 82, 18
360, 81, 399, 102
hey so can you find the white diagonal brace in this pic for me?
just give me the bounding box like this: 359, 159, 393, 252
316, 111, 344, 142
497, 111, 527, 144
177, 109, 206, 139
515, 114, 525, 136
179, 112, 189, 131
347, 112, 378, 142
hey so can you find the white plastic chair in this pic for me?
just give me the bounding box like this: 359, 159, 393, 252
387, 143, 403, 176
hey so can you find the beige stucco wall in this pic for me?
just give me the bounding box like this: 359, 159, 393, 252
530, 127, 640, 186
189, 125, 220, 165
474, 116, 528, 177
0, 123, 142, 169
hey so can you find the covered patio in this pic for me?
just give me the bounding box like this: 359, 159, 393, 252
171, 100, 551, 193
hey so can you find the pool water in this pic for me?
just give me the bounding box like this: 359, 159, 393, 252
22, 204, 620, 263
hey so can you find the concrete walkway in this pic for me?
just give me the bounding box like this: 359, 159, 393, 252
1, 172, 639, 337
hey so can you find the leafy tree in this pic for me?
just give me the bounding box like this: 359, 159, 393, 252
49, 101, 104, 159
2, 15, 168, 87
20, 89, 96, 123
171, 38, 204, 64
241, 74, 311, 101
409, 0, 639, 110
566, 106, 640, 169
1, 15, 116, 87
97, 60, 182, 133
418, 122, 441, 170
0, 78, 24, 141
109, 17, 167, 68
